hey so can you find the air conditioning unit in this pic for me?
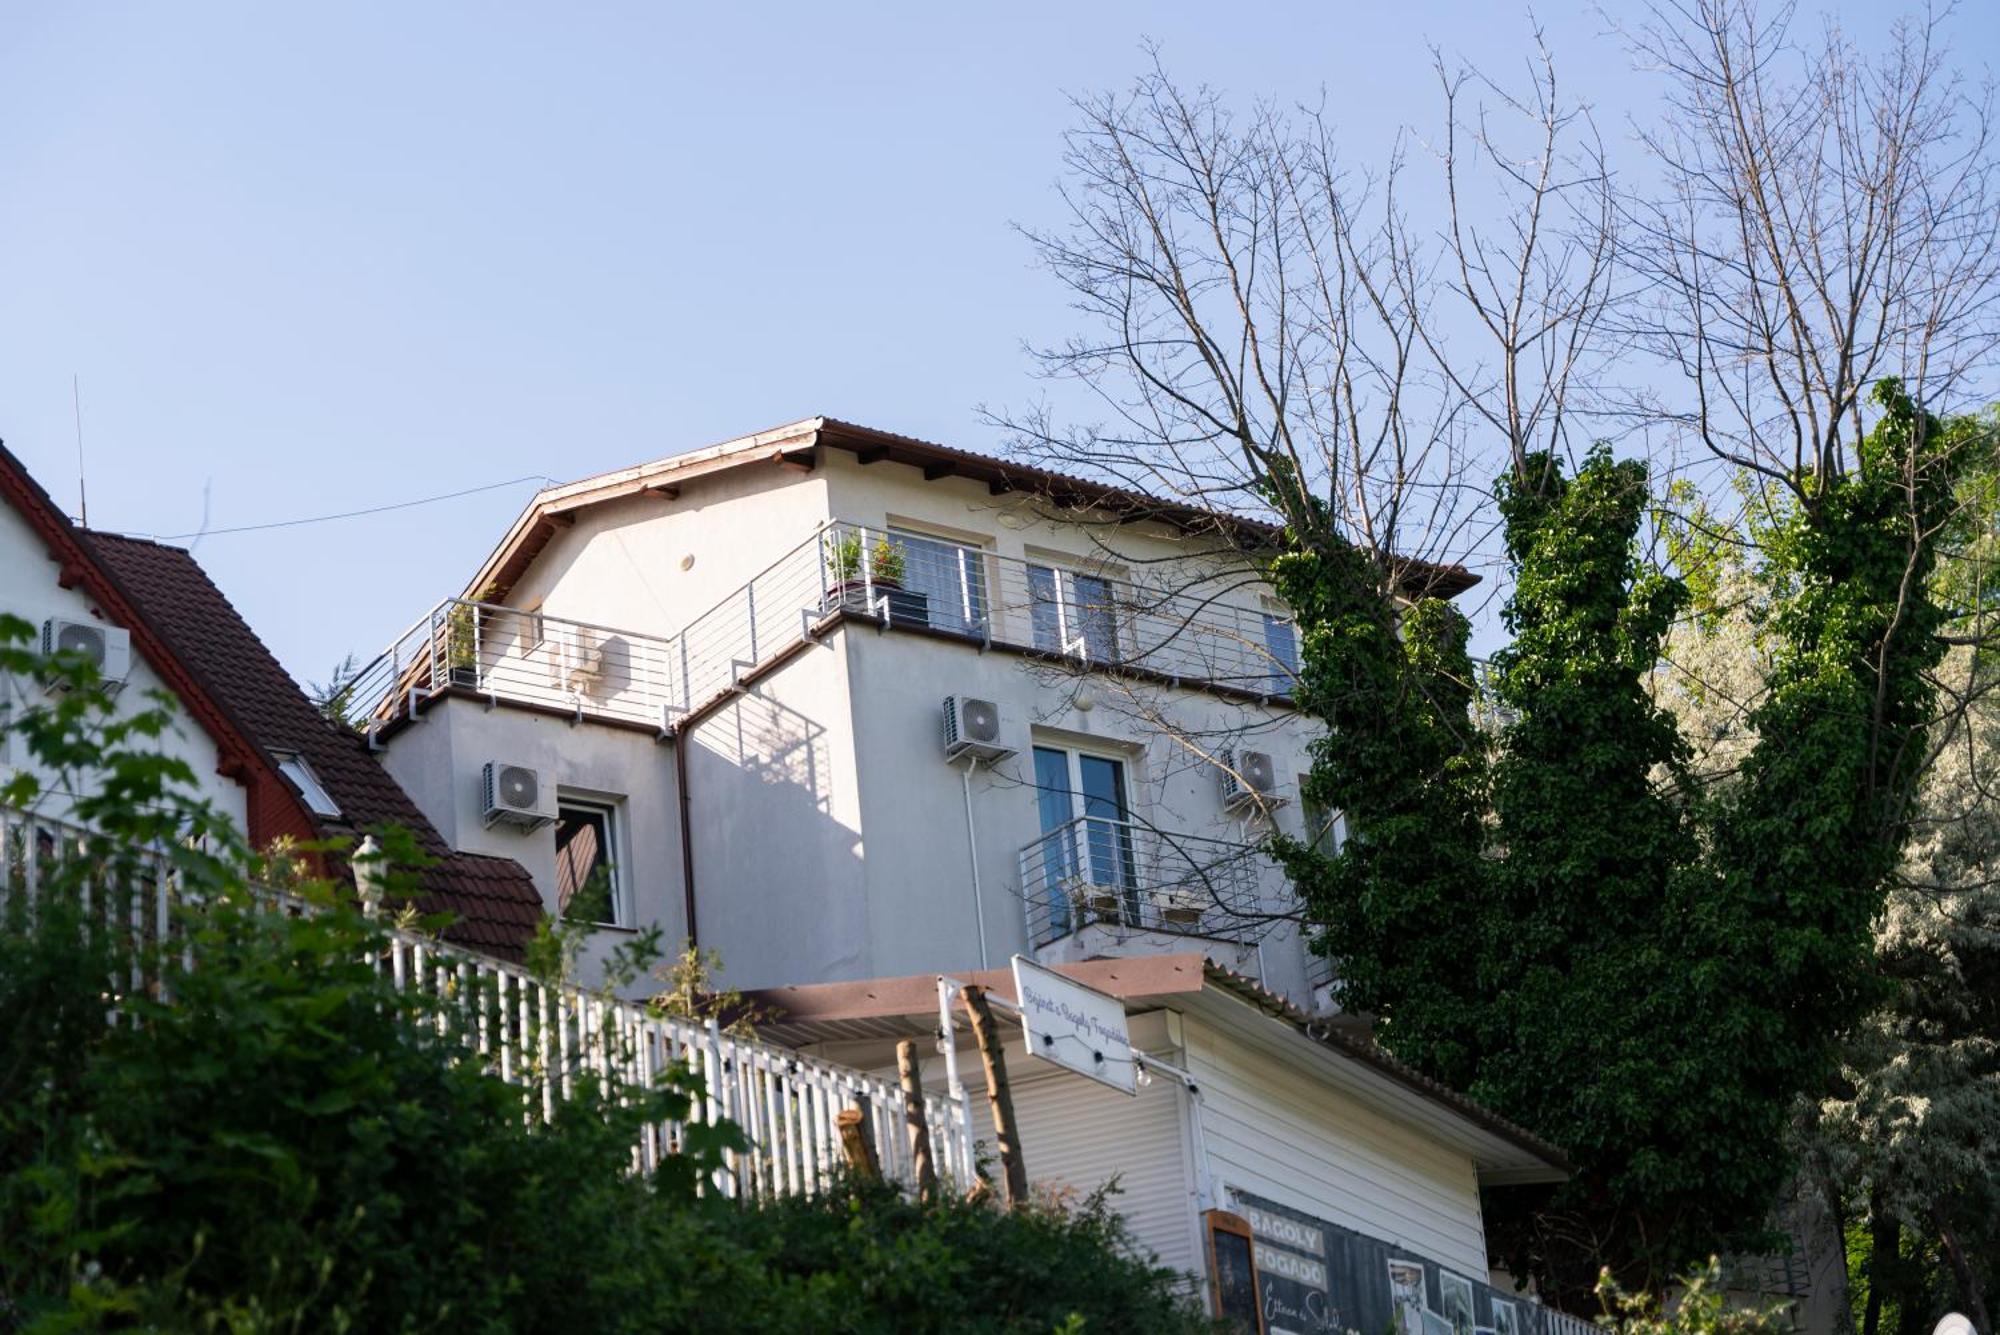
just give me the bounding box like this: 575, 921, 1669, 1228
942, 695, 1016, 761
40, 617, 131, 694
1219, 749, 1281, 812
482, 761, 555, 831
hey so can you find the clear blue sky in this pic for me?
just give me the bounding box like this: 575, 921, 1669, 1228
2, 2, 1986, 683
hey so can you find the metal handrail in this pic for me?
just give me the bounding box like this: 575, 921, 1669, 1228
0, 803, 972, 1198
340, 517, 1299, 741
1016, 814, 1285, 950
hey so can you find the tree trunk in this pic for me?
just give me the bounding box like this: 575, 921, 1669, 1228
896, 1038, 937, 1203
836, 1104, 881, 1183
961, 984, 1028, 1208
1864, 1199, 1897, 1335
1933, 1208, 1990, 1335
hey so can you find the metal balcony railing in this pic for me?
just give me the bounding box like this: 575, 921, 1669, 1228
818, 521, 1301, 698
341, 517, 1299, 741
0, 803, 973, 1199
340, 599, 688, 737
1017, 815, 1287, 950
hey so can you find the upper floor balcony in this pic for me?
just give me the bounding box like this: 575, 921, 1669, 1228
340, 518, 1300, 743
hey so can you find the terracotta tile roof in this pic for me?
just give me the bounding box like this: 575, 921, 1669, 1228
748, 952, 1569, 1177
463, 416, 1480, 605
82, 532, 545, 961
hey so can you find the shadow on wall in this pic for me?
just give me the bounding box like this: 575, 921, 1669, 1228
688, 692, 869, 988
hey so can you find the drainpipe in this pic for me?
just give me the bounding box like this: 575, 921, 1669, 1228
960, 756, 989, 969
674, 727, 699, 948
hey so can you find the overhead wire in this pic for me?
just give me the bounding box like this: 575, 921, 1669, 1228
145, 473, 556, 541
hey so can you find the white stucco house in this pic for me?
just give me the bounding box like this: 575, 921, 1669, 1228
330, 417, 1600, 1329
346, 416, 1475, 1007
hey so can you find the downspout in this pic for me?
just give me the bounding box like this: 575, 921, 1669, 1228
960, 756, 989, 969
674, 727, 699, 948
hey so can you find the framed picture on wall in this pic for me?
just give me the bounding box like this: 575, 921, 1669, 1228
1386, 1258, 1427, 1335
1439, 1273, 1475, 1334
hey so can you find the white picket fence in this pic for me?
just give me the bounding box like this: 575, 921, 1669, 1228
0, 804, 973, 1200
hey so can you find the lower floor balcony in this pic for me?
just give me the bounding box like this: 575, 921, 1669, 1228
1018, 816, 1289, 956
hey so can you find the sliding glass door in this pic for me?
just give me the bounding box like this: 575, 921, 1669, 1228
1032, 745, 1137, 932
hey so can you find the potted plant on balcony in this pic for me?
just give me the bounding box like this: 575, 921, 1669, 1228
1157, 886, 1207, 928
439, 584, 501, 689
823, 532, 929, 627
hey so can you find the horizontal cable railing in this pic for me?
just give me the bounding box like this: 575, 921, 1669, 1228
0, 804, 971, 1198
339, 600, 688, 736
1016, 815, 1286, 950
826, 521, 1299, 698
340, 519, 1297, 739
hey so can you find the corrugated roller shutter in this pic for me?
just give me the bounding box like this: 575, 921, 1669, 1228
967, 1065, 1199, 1280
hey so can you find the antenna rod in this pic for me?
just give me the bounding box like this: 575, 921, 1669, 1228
72, 374, 87, 528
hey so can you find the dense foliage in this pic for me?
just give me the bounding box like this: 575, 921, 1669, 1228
1275, 385, 1975, 1306
0, 622, 1206, 1333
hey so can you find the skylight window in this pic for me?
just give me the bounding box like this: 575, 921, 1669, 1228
272, 751, 342, 819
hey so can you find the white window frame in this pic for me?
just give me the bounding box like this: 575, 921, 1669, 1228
271, 750, 342, 819
554, 792, 628, 929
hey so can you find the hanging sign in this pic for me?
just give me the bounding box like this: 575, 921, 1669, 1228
1011, 955, 1136, 1095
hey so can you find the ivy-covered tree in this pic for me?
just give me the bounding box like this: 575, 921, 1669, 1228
1279, 388, 1973, 1306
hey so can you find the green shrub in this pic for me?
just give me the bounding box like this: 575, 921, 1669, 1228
0, 616, 1207, 1332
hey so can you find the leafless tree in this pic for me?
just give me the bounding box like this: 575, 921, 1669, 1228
1623, 0, 2000, 814
1623, 0, 2000, 497
997, 38, 1618, 588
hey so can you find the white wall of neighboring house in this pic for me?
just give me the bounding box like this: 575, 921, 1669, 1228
956, 1011, 1204, 1281
1182, 1008, 1492, 1279
808, 999, 1499, 1292
0, 503, 248, 830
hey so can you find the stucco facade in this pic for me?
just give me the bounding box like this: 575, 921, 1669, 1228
368, 425, 1342, 1004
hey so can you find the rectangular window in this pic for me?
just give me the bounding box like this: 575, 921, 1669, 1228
1262, 612, 1298, 694
1027, 563, 1120, 662
887, 530, 988, 638
555, 798, 623, 927
1301, 798, 1346, 857
1031, 744, 1137, 935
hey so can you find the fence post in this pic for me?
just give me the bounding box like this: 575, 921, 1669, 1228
961, 984, 1028, 1207
897, 1038, 938, 1202
836, 1100, 881, 1183
354, 835, 385, 918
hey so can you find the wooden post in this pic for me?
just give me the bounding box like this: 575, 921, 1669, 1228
836, 1103, 881, 1182
961, 984, 1028, 1208
897, 1038, 938, 1202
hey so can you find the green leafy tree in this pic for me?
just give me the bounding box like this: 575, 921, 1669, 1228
1279, 388, 1974, 1306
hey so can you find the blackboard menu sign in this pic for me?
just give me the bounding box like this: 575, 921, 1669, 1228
1205, 1209, 1266, 1333
1232, 1189, 1558, 1335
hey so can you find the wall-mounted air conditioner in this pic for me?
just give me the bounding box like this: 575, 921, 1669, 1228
942, 695, 1017, 762
1219, 749, 1281, 812
482, 761, 556, 831
40, 618, 131, 694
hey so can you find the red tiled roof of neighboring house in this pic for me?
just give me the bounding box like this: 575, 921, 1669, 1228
0, 441, 317, 847
83, 532, 545, 961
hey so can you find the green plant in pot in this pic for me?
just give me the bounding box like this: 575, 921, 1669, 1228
824, 533, 904, 592
443, 585, 496, 687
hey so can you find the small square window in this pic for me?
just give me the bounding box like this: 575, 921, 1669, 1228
556, 798, 623, 927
